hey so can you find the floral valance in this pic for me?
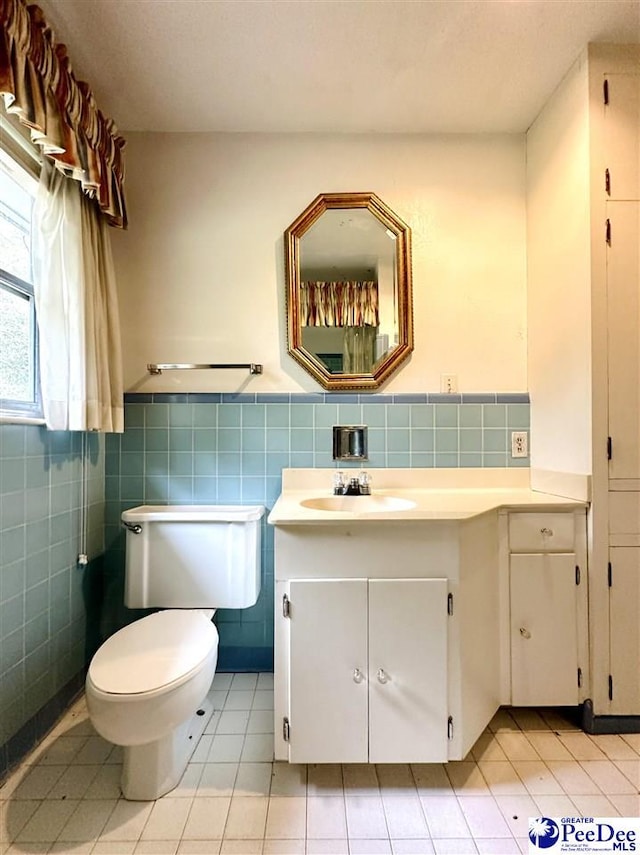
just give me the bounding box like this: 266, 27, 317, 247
0, 0, 127, 228
301, 281, 379, 328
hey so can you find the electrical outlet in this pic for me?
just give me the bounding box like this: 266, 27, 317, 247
440, 374, 458, 394
511, 431, 528, 458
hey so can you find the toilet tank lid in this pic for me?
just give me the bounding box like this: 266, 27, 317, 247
88, 610, 218, 695
122, 504, 265, 523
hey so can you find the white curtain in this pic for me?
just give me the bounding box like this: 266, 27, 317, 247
33, 162, 124, 432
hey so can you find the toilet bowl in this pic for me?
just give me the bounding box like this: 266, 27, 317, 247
85, 503, 265, 800
86, 609, 218, 800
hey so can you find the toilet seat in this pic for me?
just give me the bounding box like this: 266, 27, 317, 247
88, 610, 218, 696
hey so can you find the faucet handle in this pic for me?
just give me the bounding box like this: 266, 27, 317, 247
333, 471, 346, 495
358, 471, 371, 494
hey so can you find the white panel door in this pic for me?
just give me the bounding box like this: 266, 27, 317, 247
368, 578, 448, 763
288, 578, 368, 763
604, 75, 640, 200
609, 547, 640, 714
607, 202, 640, 480
510, 554, 578, 706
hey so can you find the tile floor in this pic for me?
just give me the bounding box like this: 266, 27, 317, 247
1, 673, 639, 855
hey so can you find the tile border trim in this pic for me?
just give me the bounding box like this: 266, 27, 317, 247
124, 392, 530, 405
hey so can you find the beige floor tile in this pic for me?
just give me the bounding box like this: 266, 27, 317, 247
477, 761, 527, 796
345, 795, 387, 838
445, 762, 491, 796
391, 840, 434, 854
231, 674, 259, 691
307, 766, 343, 797
177, 841, 222, 854
512, 761, 564, 796
173, 763, 204, 798
525, 733, 573, 762
307, 796, 347, 839
181, 797, 230, 840
208, 691, 230, 712
579, 759, 638, 794
197, 763, 238, 797
614, 759, 640, 788
224, 692, 255, 711
305, 840, 348, 854
487, 710, 519, 733
420, 795, 471, 838
211, 674, 233, 691
0, 799, 39, 843
382, 796, 428, 839
262, 840, 304, 855
264, 796, 306, 839
545, 761, 601, 796
241, 734, 274, 763
590, 734, 639, 761
33, 737, 88, 766
570, 793, 620, 816
432, 839, 478, 854
134, 841, 179, 854
85, 765, 123, 800
376, 766, 415, 796
470, 734, 509, 763
11, 765, 66, 800
16, 799, 79, 842
252, 692, 274, 712
58, 799, 116, 841
532, 793, 578, 816
475, 839, 519, 854
47, 764, 101, 799
48, 843, 94, 854
247, 710, 274, 735
216, 710, 250, 735
139, 798, 192, 840
92, 842, 137, 854
457, 795, 512, 838
257, 674, 274, 690
493, 793, 538, 839
411, 764, 452, 796
558, 733, 607, 761
609, 794, 640, 817
343, 764, 380, 796
73, 737, 114, 766
208, 736, 245, 764
349, 840, 391, 854
223, 796, 268, 839
220, 841, 262, 854
494, 732, 540, 762
204, 710, 222, 735
509, 710, 551, 732
270, 763, 307, 797
99, 799, 153, 841
5, 844, 51, 854
234, 763, 272, 797
621, 734, 640, 754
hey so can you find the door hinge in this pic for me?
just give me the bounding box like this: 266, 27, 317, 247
577, 667, 582, 688
605, 168, 611, 196
607, 436, 612, 459
605, 219, 611, 246
608, 675, 613, 701
282, 717, 290, 742
604, 78, 609, 105
447, 593, 454, 616
282, 594, 291, 618
608, 562, 612, 587
575, 565, 581, 586
447, 715, 454, 740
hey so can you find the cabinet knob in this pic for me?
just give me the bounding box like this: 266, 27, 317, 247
540, 527, 554, 537
377, 668, 390, 684
519, 627, 532, 639
353, 668, 365, 684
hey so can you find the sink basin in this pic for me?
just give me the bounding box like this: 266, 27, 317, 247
299, 495, 417, 513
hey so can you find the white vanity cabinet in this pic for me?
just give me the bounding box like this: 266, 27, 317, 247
504, 510, 589, 707
285, 577, 448, 764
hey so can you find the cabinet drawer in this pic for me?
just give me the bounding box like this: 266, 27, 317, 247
509, 513, 574, 552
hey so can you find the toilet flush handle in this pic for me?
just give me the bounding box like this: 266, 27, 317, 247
123, 521, 142, 534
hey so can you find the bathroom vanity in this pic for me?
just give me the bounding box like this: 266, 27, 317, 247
268, 469, 588, 764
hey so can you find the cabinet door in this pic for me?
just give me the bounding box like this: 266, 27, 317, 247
510, 554, 578, 706
609, 547, 640, 714
288, 578, 368, 763
604, 74, 640, 200
368, 578, 448, 763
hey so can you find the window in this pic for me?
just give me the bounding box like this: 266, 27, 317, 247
0, 145, 41, 420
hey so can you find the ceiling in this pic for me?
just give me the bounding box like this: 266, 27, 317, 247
38, 0, 640, 135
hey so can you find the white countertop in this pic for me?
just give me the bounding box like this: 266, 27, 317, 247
267, 468, 587, 525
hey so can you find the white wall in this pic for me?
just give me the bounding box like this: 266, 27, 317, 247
526, 54, 592, 476
111, 133, 527, 393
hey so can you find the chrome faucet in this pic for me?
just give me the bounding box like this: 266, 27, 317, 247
333, 471, 371, 496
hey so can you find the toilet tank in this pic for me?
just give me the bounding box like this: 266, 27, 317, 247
121, 505, 265, 609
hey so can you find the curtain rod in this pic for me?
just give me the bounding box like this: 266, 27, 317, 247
147, 363, 263, 376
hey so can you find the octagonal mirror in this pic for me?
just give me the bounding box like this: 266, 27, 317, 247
285, 192, 413, 390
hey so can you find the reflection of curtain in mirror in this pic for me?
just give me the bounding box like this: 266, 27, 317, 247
343, 326, 377, 373
300, 282, 379, 327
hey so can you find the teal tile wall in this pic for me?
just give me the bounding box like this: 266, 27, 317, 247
0, 426, 105, 755
104, 393, 530, 670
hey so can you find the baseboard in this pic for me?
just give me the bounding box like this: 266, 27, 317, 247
0, 670, 85, 782
581, 698, 640, 734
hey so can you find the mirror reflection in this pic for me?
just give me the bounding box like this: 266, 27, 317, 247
285, 193, 413, 391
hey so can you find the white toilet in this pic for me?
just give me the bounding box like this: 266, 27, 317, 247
85, 504, 265, 800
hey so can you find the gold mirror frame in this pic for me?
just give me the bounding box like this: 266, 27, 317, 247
285, 192, 413, 391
